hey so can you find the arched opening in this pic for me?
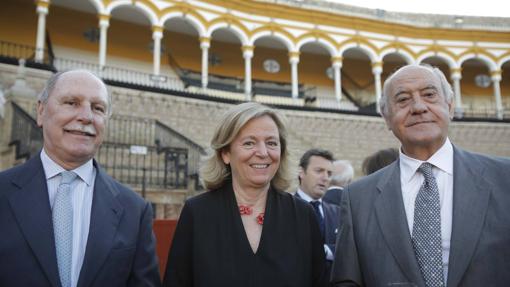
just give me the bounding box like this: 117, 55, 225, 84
382, 53, 408, 84
208, 28, 244, 85
421, 56, 451, 79
299, 42, 334, 106
252, 36, 292, 97
46, 0, 98, 63
108, 5, 153, 67
163, 17, 201, 86
342, 48, 374, 110
461, 58, 492, 116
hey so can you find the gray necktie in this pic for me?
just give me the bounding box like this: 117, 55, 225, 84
53, 171, 77, 287
412, 163, 444, 287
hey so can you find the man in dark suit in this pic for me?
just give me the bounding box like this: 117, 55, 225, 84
0, 70, 161, 286
323, 160, 354, 206
331, 64, 510, 286
296, 149, 341, 282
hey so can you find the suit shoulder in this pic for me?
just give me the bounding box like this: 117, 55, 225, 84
0, 157, 37, 181
98, 170, 147, 206
465, 150, 510, 166
348, 167, 387, 191
323, 201, 340, 213
0, 158, 40, 192
345, 164, 395, 204
0, 164, 21, 182
456, 148, 510, 174
0, 165, 20, 197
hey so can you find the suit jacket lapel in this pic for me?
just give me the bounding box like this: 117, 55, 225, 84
7, 155, 61, 287
447, 147, 490, 287
77, 165, 123, 287
374, 162, 425, 286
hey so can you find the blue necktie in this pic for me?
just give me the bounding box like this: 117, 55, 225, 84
412, 163, 444, 287
53, 171, 77, 287
310, 200, 325, 239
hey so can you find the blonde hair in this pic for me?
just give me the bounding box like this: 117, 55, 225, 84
200, 102, 291, 191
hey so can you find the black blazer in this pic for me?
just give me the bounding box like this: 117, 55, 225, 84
0, 154, 161, 287
164, 182, 327, 287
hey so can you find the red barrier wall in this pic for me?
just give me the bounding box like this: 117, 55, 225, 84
154, 219, 178, 279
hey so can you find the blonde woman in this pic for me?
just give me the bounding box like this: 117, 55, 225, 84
164, 102, 326, 287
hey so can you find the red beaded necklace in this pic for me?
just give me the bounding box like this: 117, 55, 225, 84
238, 204, 265, 225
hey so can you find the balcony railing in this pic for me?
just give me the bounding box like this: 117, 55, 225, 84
96, 142, 189, 190
53, 57, 185, 91
0, 40, 52, 67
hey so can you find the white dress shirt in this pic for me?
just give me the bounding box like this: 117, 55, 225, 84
41, 149, 95, 287
399, 138, 453, 283
296, 189, 334, 260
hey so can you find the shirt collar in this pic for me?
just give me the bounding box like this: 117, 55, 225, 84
399, 138, 454, 183
297, 188, 322, 203
40, 149, 95, 186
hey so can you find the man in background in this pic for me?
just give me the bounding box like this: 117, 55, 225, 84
323, 160, 354, 206
296, 148, 340, 283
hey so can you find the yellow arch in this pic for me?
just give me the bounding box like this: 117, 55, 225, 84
498, 51, 510, 66
160, 4, 208, 28
208, 16, 250, 37
458, 47, 498, 63
133, 0, 160, 18
296, 31, 338, 50
339, 37, 378, 61
417, 45, 456, 61
379, 42, 417, 59
250, 24, 296, 44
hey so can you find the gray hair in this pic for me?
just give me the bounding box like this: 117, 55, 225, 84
200, 102, 291, 191
330, 160, 354, 187
38, 69, 112, 117
380, 64, 454, 117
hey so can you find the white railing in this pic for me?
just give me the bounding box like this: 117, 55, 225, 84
186, 86, 245, 101
53, 57, 185, 91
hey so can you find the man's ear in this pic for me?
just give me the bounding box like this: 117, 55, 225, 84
447, 97, 455, 119
298, 166, 305, 181
36, 101, 44, 127
382, 113, 392, 131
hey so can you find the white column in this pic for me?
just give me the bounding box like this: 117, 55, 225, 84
152, 26, 163, 76
242, 45, 254, 101
200, 37, 210, 89
491, 70, 503, 119
289, 52, 300, 99
35, 1, 49, 63
98, 14, 110, 70
450, 68, 463, 118
372, 62, 383, 114
332, 57, 343, 104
